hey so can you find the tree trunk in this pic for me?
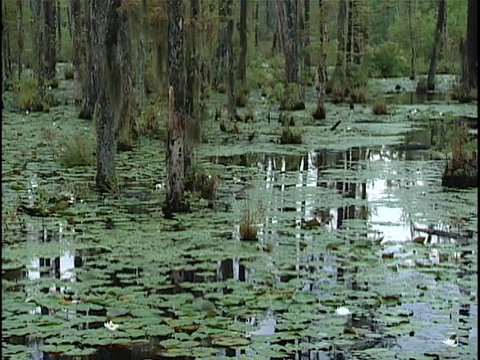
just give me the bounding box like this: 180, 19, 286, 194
408, 0, 416, 80
335, 0, 347, 81
79, 1, 97, 119
2, 4, 12, 83
277, 0, 298, 83
237, 0, 247, 85
93, 0, 122, 191
71, 0, 83, 106
303, 0, 311, 67
43, 0, 57, 80
32, 0, 45, 102
427, 0, 447, 90
185, 0, 200, 176
461, 0, 477, 92
17, 0, 24, 80
164, 0, 189, 216
116, 6, 136, 151
254, 1, 259, 47
313, 0, 328, 120
134, 0, 147, 107
57, 0, 62, 56
214, 0, 228, 88
225, 0, 240, 121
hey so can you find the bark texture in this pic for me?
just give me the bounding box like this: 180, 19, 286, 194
93, 0, 122, 191
237, 0, 247, 85
461, 0, 477, 92
313, 0, 328, 120
164, 0, 189, 216
277, 0, 298, 83
427, 0, 447, 90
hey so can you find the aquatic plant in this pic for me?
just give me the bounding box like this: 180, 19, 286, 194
442, 123, 477, 188
58, 133, 95, 167
372, 99, 388, 115
280, 126, 302, 144
239, 207, 257, 241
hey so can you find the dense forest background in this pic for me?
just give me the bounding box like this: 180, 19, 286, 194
1, 0, 476, 213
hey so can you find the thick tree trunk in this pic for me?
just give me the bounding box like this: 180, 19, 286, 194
116, 7, 136, 150
303, 0, 311, 67
80, 1, 97, 119
43, 0, 57, 80
214, 0, 228, 88
71, 0, 83, 106
278, 0, 298, 83
461, 0, 477, 92
427, 0, 447, 90
225, 0, 240, 121
94, 0, 122, 191
237, 0, 247, 85
313, 0, 328, 120
335, 0, 347, 81
185, 0, 200, 176
164, 0, 189, 216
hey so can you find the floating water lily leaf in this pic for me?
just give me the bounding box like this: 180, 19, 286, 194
211, 335, 251, 347
106, 307, 130, 318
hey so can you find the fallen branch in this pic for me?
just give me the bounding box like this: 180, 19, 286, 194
414, 227, 471, 240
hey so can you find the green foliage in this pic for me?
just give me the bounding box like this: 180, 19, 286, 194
58, 133, 95, 168
441, 120, 477, 188
277, 83, 305, 111
17, 77, 45, 112
185, 165, 218, 200
365, 42, 408, 78
280, 126, 302, 144
64, 65, 74, 80
239, 208, 257, 241
372, 99, 388, 115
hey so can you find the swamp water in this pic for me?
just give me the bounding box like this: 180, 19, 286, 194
2, 78, 478, 360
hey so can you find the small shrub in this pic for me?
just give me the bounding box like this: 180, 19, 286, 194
64, 66, 74, 80
239, 209, 257, 241
331, 85, 346, 103
372, 99, 388, 115
351, 87, 367, 103
365, 41, 408, 77
17, 77, 44, 112
235, 92, 248, 107
280, 126, 302, 144
59, 133, 95, 167
185, 166, 218, 200
442, 124, 477, 188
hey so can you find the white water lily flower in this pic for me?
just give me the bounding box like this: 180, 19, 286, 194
335, 306, 351, 316
104, 321, 119, 331
442, 337, 457, 347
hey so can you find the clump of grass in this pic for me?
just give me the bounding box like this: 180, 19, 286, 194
331, 85, 346, 103
239, 209, 257, 241
64, 65, 74, 80
59, 133, 95, 167
135, 107, 160, 137
372, 99, 388, 115
442, 124, 477, 188
235, 92, 248, 107
17, 77, 45, 112
185, 166, 219, 200
280, 126, 302, 144
351, 87, 367, 103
